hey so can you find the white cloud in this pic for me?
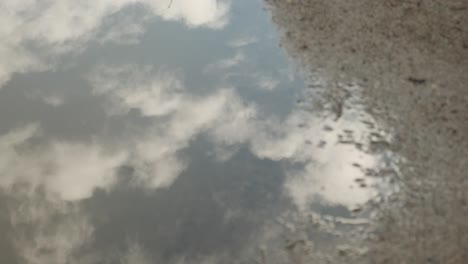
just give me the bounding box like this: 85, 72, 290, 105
132, 138, 188, 188
45, 143, 128, 201
0, 0, 234, 200
89, 64, 257, 188
0, 124, 43, 189
284, 145, 378, 210
89, 64, 383, 209
1, 62, 381, 211
119, 240, 153, 264
227, 36, 258, 48
149, 0, 229, 29
204, 52, 245, 72
0, 122, 187, 201
0, 63, 255, 201
41, 95, 65, 107
90, 65, 186, 117
99, 12, 150, 45
0, 0, 230, 89
25, 90, 65, 107
256, 75, 280, 91
247, 108, 382, 209
0, 124, 127, 201
9, 191, 94, 264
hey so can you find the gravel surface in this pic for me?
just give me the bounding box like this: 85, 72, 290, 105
263, 0, 468, 263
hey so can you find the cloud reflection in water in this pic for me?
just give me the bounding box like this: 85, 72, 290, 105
0, 0, 390, 263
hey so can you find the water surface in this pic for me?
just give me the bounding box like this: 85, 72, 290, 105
0, 1, 390, 263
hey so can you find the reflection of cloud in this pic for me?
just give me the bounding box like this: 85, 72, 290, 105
0, 124, 42, 189
209, 105, 378, 209
253, 109, 380, 209
120, 241, 152, 264
256, 75, 280, 91
227, 36, 258, 48
0, 122, 186, 201
89, 64, 257, 188
89, 64, 380, 208
0, 71, 382, 264
99, 12, 150, 45
90, 65, 186, 117
9, 191, 94, 264
151, 0, 229, 28
41, 95, 65, 107
0, 0, 230, 89
0, 62, 256, 201
26, 91, 65, 107
46, 143, 128, 201
204, 52, 245, 72
0, 124, 127, 201
132, 139, 188, 188
285, 145, 377, 210
1, 63, 378, 210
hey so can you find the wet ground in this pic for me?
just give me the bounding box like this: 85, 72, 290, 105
264, 0, 468, 263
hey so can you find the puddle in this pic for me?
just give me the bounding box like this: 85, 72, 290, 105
0, 0, 400, 263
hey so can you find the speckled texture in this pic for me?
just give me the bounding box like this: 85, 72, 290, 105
264, 0, 468, 263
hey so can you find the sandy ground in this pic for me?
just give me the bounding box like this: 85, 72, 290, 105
263, 0, 468, 263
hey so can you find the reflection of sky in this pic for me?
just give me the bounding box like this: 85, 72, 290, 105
0, 0, 387, 263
